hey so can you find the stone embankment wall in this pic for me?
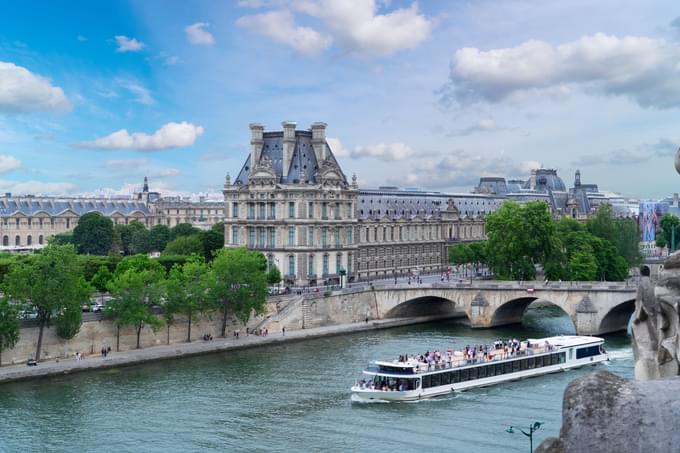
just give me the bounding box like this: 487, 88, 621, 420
4, 299, 289, 365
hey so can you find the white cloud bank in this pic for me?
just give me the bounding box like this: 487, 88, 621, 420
443, 33, 680, 109
0, 62, 71, 113
237, 0, 432, 57
185, 22, 216, 45
114, 35, 145, 52
328, 137, 416, 161
0, 155, 21, 174
76, 122, 204, 151
0, 180, 77, 195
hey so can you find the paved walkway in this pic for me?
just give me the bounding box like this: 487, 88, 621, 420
0, 315, 448, 385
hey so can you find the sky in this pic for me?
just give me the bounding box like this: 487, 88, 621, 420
1, 0, 679, 199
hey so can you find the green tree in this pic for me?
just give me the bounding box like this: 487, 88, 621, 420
163, 234, 204, 256
55, 282, 89, 340
106, 268, 164, 350
49, 231, 74, 246
170, 223, 198, 241
659, 213, 680, 252
3, 245, 91, 361
115, 254, 165, 276
115, 221, 146, 255
200, 223, 224, 260
568, 246, 599, 281
90, 265, 113, 303
163, 256, 212, 343
267, 265, 282, 286
207, 247, 268, 337
0, 298, 20, 366
485, 201, 555, 280
588, 204, 640, 266
72, 212, 114, 255
130, 227, 152, 255
149, 225, 171, 252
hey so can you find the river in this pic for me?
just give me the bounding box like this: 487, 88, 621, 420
0, 306, 633, 453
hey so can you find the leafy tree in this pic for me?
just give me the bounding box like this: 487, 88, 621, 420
163, 256, 212, 343
163, 234, 204, 256
659, 213, 680, 252
656, 236, 668, 248
485, 201, 555, 280
267, 265, 282, 286
0, 298, 20, 366
55, 282, 89, 340
207, 247, 268, 337
130, 227, 152, 255
588, 204, 640, 266
106, 268, 164, 350
115, 221, 146, 255
115, 254, 165, 276
170, 223, 198, 241
200, 223, 224, 260
3, 245, 91, 360
569, 247, 598, 281
49, 231, 74, 246
72, 212, 114, 255
90, 265, 113, 303
149, 225, 171, 252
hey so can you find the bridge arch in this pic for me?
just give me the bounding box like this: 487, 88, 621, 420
598, 298, 636, 335
489, 297, 576, 332
383, 295, 464, 320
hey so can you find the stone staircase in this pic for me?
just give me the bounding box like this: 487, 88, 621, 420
302, 298, 312, 329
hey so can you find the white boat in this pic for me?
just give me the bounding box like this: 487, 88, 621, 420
351, 335, 608, 402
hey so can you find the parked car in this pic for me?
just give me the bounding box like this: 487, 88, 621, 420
92, 303, 104, 313
82, 303, 93, 312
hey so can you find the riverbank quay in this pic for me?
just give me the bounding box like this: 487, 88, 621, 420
0, 315, 453, 385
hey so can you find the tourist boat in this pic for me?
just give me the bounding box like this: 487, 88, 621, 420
350, 335, 608, 402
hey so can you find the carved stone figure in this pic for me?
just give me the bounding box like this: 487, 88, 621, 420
632, 252, 680, 380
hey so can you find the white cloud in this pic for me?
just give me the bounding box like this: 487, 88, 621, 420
327, 137, 415, 161
150, 168, 181, 178
0, 61, 71, 113
0, 155, 21, 174
0, 180, 77, 195
238, 0, 269, 7
443, 33, 680, 109
104, 159, 148, 171
237, 10, 331, 56
117, 79, 154, 105
76, 122, 205, 151
185, 22, 216, 45
114, 35, 145, 52
403, 150, 539, 189
450, 119, 502, 136
295, 0, 433, 56
238, 1, 432, 57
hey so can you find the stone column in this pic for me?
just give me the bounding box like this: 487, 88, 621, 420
575, 294, 599, 335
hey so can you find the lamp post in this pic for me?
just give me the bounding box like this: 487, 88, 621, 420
506, 422, 542, 452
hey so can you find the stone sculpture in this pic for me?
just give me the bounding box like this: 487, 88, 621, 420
632, 253, 680, 380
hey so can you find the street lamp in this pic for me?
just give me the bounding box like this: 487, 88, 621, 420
506, 422, 542, 452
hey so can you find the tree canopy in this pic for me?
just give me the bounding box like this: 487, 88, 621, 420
163, 234, 204, 256
659, 213, 680, 252
0, 297, 20, 366
163, 256, 211, 342
72, 213, 114, 255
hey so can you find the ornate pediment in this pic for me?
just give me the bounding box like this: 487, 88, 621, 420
249, 157, 277, 185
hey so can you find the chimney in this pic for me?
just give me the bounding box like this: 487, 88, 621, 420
311, 122, 327, 162
249, 123, 264, 170
281, 121, 296, 179
674, 193, 679, 208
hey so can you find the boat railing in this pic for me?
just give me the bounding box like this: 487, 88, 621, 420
376, 345, 558, 375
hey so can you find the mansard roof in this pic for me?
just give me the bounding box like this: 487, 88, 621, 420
234, 130, 348, 186
0, 197, 151, 217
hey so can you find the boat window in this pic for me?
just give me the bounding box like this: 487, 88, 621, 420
551, 353, 560, 365
479, 366, 487, 378
520, 359, 528, 370
496, 364, 504, 375
569, 348, 573, 360
504, 362, 512, 374
422, 375, 431, 389
542, 355, 551, 367
469, 367, 478, 380
431, 373, 441, 387
512, 360, 521, 372
527, 357, 535, 369
461, 368, 469, 381
559, 352, 566, 363
488, 364, 496, 377
575, 345, 600, 359
441, 372, 451, 385
452, 370, 460, 383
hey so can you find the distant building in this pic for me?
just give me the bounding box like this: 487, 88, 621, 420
0, 177, 225, 251
223, 121, 486, 286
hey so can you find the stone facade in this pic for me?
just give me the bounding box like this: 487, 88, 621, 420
223, 121, 487, 286
0, 177, 225, 251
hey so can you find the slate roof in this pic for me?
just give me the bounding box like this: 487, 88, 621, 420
234, 131, 347, 186
0, 197, 151, 217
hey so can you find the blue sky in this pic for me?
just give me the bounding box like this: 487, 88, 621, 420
1, 0, 679, 198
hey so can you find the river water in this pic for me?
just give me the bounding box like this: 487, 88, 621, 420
0, 306, 633, 453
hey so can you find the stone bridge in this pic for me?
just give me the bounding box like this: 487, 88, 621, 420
288, 281, 638, 336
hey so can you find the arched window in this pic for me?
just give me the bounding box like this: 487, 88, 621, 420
38, 235, 44, 245
15, 235, 20, 246
2, 235, 7, 246
27, 235, 32, 246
